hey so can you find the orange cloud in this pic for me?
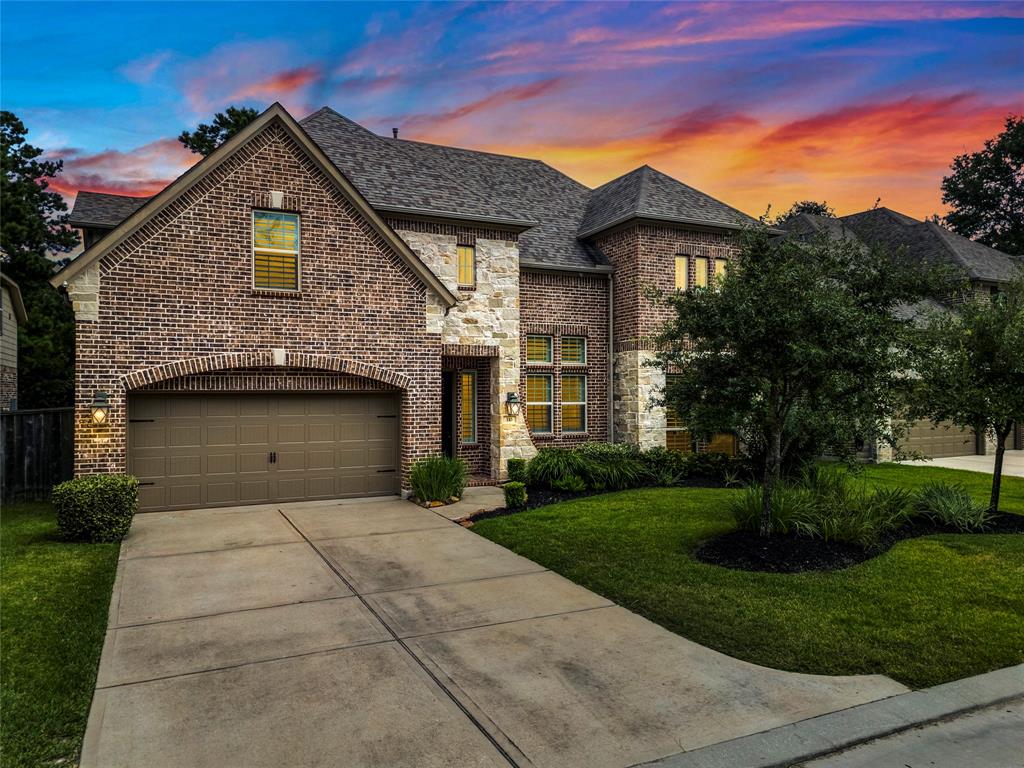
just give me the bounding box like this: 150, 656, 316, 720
48, 138, 196, 200
228, 66, 321, 102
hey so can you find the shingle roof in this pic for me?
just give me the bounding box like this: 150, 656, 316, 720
840, 208, 1022, 283
300, 108, 608, 271
577, 165, 761, 238
69, 190, 150, 228
780, 212, 864, 244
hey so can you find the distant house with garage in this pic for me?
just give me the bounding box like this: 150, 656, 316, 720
1, 272, 28, 411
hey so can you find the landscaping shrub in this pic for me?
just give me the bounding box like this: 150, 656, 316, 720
410, 455, 466, 505
684, 452, 736, 481
526, 444, 645, 492
730, 467, 913, 546
552, 473, 588, 493
503, 481, 528, 508
506, 457, 527, 483
640, 447, 690, 487
526, 448, 591, 489
913, 482, 993, 531
52, 474, 139, 543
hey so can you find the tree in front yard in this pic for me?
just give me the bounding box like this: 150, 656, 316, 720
941, 115, 1023, 256
653, 228, 936, 536
907, 276, 1024, 512
178, 106, 259, 157
1, 111, 79, 408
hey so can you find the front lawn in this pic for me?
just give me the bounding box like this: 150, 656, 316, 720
1, 503, 120, 768
473, 464, 1024, 689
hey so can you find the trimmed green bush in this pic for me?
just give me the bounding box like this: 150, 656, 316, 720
507, 457, 527, 483
503, 481, 528, 509
410, 455, 466, 505
552, 473, 588, 493
683, 452, 736, 481
641, 447, 691, 486
913, 482, 993, 531
52, 474, 139, 543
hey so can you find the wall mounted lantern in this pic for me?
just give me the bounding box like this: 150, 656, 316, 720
504, 391, 521, 418
90, 391, 110, 425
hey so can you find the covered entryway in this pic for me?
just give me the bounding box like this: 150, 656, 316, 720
129, 393, 399, 512
901, 419, 976, 459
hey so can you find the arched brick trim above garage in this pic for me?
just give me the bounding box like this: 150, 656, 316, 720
122, 351, 412, 392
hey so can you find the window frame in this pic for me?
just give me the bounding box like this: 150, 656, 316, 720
693, 256, 709, 288
459, 369, 477, 445
714, 257, 728, 282
526, 335, 553, 365
526, 373, 553, 433
665, 373, 690, 452
560, 336, 587, 366
457, 243, 476, 288
674, 254, 689, 291
561, 374, 587, 433
252, 209, 301, 292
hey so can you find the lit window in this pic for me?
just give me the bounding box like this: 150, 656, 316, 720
561, 375, 587, 432
457, 244, 475, 287
459, 370, 476, 444
561, 336, 586, 365
665, 374, 691, 452
253, 211, 299, 291
526, 335, 552, 364
693, 257, 709, 288
674, 255, 689, 290
714, 258, 728, 282
526, 374, 552, 433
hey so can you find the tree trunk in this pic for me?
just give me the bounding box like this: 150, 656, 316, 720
989, 422, 1011, 513
760, 427, 782, 537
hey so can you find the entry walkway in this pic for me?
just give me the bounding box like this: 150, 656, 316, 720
902, 449, 1024, 477
82, 497, 906, 768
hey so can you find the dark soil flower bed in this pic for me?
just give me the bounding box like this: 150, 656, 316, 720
696, 512, 1024, 573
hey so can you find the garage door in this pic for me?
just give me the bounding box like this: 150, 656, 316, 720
129, 393, 400, 512
901, 419, 975, 459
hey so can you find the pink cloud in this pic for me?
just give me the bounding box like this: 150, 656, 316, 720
228, 66, 322, 102
119, 51, 172, 85
47, 138, 196, 200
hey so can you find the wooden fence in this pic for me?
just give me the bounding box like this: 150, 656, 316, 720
1, 407, 74, 502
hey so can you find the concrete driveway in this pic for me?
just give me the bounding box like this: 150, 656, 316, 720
902, 449, 1024, 477
82, 497, 907, 768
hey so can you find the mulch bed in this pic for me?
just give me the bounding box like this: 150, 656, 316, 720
696, 512, 1024, 573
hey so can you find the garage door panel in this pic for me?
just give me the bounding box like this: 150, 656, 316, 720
168, 398, 202, 418
167, 455, 201, 477
168, 484, 202, 508
277, 423, 307, 444
308, 423, 335, 443
307, 450, 335, 470
338, 420, 367, 441
237, 398, 270, 417
206, 425, 237, 446
902, 419, 975, 459
238, 452, 270, 474
206, 453, 237, 475
368, 419, 397, 439
239, 424, 270, 445
138, 485, 166, 511
132, 456, 166, 479
132, 424, 168, 449
276, 450, 306, 471
239, 480, 270, 502
367, 446, 396, 468
169, 426, 201, 448
206, 483, 239, 505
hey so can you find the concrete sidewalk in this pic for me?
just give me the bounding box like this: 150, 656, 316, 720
901, 450, 1024, 477
82, 497, 906, 768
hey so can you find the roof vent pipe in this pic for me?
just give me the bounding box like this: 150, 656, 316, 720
392, 127, 399, 139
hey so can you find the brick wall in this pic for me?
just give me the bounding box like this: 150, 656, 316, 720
519, 270, 610, 445
443, 355, 493, 476
597, 224, 739, 349
71, 120, 443, 488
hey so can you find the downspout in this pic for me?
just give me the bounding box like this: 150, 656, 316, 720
607, 272, 615, 443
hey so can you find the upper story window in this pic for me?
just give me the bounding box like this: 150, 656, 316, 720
674, 255, 689, 290
457, 244, 476, 288
714, 258, 728, 281
693, 257, 709, 288
561, 336, 586, 365
526, 335, 552, 364
253, 210, 299, 291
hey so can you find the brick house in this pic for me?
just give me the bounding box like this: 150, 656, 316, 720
1, 272, 27, 410
55, 103, 760, 511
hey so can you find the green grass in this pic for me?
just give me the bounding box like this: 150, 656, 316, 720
473, 464, 1024, 689
1, 503, 120, 768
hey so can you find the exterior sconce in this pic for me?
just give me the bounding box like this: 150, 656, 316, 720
504, 391, 521, 418
90, 391, 110, 425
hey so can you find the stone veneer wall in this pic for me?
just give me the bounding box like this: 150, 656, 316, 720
519, 270, 610, 445
68, 120, 444, 489
392, 221, 536, 477
599, 223, 739, 449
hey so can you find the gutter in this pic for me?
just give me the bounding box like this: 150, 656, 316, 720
519, 260, 615, 275
577, 214, 782, 240
608, 273, 615, 443
375, 205, 538, 233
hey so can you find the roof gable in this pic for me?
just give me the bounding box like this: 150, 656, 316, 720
53, 104, 456, 306
69, 191, 150, 229
578, 165, 761, 238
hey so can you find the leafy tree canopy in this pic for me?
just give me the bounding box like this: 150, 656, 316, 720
770, 200, 835, 226
654, 228, 940, 535
941, 115, 1024, 256
0, 111, 78, 408
907, 277, 1024, 511
178, 106, 260, 157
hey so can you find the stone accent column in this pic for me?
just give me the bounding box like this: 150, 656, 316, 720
613, 349, 667, 450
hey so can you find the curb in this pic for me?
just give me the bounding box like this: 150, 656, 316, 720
634, 664, 1024, 768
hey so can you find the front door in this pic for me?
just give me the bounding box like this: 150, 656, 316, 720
441, 372, 456, 457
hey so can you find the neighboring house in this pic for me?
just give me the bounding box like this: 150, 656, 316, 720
1, 272, 28, 411
781, 208, 1024, 459
55, 103, 759, 511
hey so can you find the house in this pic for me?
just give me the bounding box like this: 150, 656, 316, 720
1, 272, 27, 411
53, 103, 761, 511
781, 208, 1024, 458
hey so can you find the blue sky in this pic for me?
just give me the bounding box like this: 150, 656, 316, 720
2, 1, 1022, 216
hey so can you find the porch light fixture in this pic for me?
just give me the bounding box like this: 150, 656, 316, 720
504, 391, 521, 418
90, 391, 110, 425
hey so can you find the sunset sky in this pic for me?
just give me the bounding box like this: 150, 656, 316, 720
2, 1, 1022, 220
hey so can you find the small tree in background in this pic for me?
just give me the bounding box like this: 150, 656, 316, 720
1, 110, 78, 407
654, 229, 935, 536
907, 277, 1024, 512
178, 106, 259, 157
941, 115, 1024, 256
771, 200, 835, 225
